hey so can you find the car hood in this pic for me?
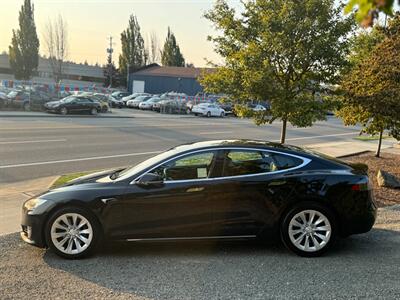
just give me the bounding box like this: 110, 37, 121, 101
62, 167, 127, 187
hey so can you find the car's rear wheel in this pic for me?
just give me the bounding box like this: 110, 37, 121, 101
220, 111, 225, 118
60, 107, 68, 115
206, 111, 211, 117
281, 203, 335, 257
45, 207, 101, 259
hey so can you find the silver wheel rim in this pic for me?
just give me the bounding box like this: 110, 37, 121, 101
50, 213, 93, 255
92, 108, 97, 115
61, 108, 67, 115
288, 209, 331, 253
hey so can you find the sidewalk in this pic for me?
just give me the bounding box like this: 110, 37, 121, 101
0, 176, 57, 235
305, 139, 397, 157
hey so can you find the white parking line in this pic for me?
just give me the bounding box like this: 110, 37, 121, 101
0, 139, 66, 145
0, 151, 162, 169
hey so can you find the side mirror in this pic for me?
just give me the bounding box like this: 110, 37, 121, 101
137, 173, 164, 188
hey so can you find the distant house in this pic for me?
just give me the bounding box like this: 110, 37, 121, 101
128, 64, 215, 96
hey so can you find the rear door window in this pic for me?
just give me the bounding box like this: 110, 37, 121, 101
222, 149, 305, 177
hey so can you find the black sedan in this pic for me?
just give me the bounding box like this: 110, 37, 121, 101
44, 96, 101, 115
21, 140, 376, 258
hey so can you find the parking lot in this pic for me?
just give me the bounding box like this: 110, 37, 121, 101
1, 206, 399, 299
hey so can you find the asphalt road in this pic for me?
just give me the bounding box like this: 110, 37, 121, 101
1, 206, 399, 300
0, 110, 361, 184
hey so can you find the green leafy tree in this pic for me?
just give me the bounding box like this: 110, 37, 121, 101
344, 0, 398, 27
200, 0, 354, 143
8, 0, 40, 80
337, 14, 400, 157
118, 14, 145, 85
161, 27, 185, 67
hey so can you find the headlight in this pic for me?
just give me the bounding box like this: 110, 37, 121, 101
24, 198, 48, 211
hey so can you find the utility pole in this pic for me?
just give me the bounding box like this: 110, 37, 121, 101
106, 36, 114, 88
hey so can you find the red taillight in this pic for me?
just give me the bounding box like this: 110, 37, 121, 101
351, 183, 369, 191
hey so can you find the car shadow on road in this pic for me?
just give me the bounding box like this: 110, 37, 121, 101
42, 228, 400, 299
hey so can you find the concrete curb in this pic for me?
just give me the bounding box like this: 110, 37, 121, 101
47, 176, 61, 189
336, 150, 371, 158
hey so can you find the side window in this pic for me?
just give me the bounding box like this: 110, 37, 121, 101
270, 153, 303, 170
223, 150, 273, 176
152, 151, 216, 181
222, 150, 305, 177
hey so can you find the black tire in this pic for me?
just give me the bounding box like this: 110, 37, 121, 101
45, 206, 102, 259
23, 102, 31, 111
60, 107, 68, 115
206, 111, 211, 117
91, 108, 98, 115
220, 111, 225, 118
280, 202, 336, 257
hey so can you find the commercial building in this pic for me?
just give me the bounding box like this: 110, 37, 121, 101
0, 53, 104, 86
128, 64, 214, 96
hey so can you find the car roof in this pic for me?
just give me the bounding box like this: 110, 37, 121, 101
170, 139, 303, 154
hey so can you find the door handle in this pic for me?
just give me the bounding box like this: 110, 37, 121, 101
186, 187, 204, 193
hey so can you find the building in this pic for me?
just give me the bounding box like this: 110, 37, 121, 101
0, 54, 105, 86
128, 64, 215, 96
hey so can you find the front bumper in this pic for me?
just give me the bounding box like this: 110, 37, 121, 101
20, 207, 47, 248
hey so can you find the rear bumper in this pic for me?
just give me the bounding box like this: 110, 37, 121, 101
340, 198, 377, 236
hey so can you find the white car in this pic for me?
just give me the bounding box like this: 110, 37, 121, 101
139, 97, 161, 110
251, 104, 267, 112
191, 103, 225, 117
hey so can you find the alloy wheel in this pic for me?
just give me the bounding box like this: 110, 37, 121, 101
288, 209, 331, 252
60, 107, 68, 115
50, 213, 93, 255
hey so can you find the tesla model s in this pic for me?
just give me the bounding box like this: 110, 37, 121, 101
21, 140, 376, 258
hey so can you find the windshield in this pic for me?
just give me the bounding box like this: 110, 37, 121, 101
114, 148, 180, 181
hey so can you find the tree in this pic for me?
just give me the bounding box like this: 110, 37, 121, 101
43, 14, 68, 83
147, 31, 160, 64
118, 14, 146, 85
337, 13, 400, 157
161, 27, 185, 67
200, 0, 354, 143
8, 0, 39, 80
104, 54, 119, 88
344, 0, 398, 27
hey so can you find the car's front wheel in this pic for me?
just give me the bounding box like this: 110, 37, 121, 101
281, 203, 335, 257
45, 207, 101, 259
91, 108, 98, 115
60, 107, 68, 115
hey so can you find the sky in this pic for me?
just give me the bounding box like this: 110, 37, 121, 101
1, 1, 398, 68
0, 0, 242, 67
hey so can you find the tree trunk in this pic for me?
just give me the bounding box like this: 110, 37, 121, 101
375, 128, 384, 158
280, 118, 287, 144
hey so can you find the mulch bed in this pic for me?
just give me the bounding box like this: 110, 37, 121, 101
343, 151, 400, 207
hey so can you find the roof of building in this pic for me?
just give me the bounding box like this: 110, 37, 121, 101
131, 64, 215, 79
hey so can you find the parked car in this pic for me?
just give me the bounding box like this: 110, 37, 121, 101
109, 97, 124, 108
111, 91, 130, 100
7, 90, 54, 111
192, 103, 226, 117
138, 97, 162, 110
121, 93, 150, 105
20, 139, 376, 259
152, 98, 170, 112
44, 96, 101, 115
84, 93, 110, 113
129, 95, 152, 109
250, 104, 267, 112
0, 91, 8, 108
